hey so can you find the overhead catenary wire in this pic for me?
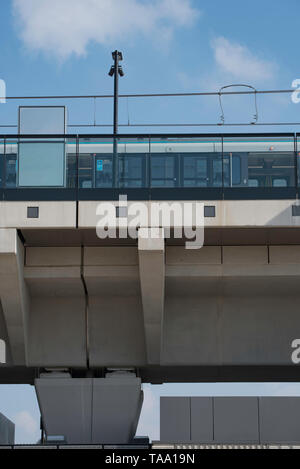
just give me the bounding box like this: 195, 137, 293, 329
0, 88, 298, 100
0, 87, 298, 129
2, 122, 300, 128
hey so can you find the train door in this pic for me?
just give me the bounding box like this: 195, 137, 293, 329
5, 154, 17, 188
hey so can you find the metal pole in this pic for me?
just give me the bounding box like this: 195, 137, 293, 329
113, 50, 120, 188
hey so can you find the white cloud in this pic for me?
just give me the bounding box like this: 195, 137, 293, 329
211, 37, 276, 83
14, 410, 39, 436
13, 0, 199, 60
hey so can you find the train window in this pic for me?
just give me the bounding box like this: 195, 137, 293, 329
95, 156, 113, 188
212, 159, 223, 187
119, 154, 145, 188
183, 156, 208, 187
232, 156, 241, 185
273, 178, 288, 187
248, 152, 295, 188
66, 153, 77, 188
151, 154, 177, 188
5, 154, 17, 188
79, 153, 93, 189
248, 179, 259, 187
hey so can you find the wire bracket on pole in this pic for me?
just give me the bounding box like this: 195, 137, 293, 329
127, 97, 131, 127
218, 84, 259, 125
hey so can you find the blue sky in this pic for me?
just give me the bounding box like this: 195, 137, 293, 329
0, 0, 300, 131
1, 0, 300, 444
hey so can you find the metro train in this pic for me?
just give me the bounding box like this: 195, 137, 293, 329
74, 138, 297, 189
0, 138, 297, 189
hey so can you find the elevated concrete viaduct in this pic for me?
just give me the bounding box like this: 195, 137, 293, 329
0, 199, 300, 442
1, 127, 300, 443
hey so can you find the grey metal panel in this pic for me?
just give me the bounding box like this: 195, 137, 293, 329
36, 376, 143, 446
59, 445, 103, 449
27, 207, 39, 219
35, 378, 93, 445
15, 446, 57, 449
0, 413, 15, 445
92, 377, 143, 445
292, 205, 300, 217
204, 206, 216, 218
160, 397, 190, 444
213, 398, 259, 444
191, 398, 213, 443
19, 107, 66, 135
260, 397, 300, 444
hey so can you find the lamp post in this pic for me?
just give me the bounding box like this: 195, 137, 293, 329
109, 50, 124, 188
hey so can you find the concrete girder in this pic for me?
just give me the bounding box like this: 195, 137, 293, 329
24, 247, 86, 368
83, 247, 147, 367
0, 229, 29, 366
138, 229, 165, 365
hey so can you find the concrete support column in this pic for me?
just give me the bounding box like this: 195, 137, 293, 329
35, 371, 143, 445
138, 228, 165, 365
91, 371, 143, 444
0, 229, 29, 365
0, 413, 15, 445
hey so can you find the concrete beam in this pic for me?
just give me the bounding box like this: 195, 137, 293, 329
23, 247, 86, 368
0, 202, 76, 229
78, 200, 300, 229
138, 229, 165, 365
0, 229, 29, 365
83, 247, 146, 368
165, 246, 300, 277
